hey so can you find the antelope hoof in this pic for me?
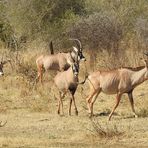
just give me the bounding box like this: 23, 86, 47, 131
75, 110, 78, 116
108, 118, 111, 121
87, 110, 91, 114
134, 114, 138, 118
89, 113, 93, 118
108, 115, 112, 121
57, 110, 60, 115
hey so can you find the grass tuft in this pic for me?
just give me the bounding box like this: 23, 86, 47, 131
88, 119, 125, 139
138, 108, 148, 117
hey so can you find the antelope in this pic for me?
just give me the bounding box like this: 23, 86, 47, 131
81, 59, 148, 120
54, 61, 80, 116
36, 39, 86, 83
0, 62, 5, 76
0, 56, 10, 76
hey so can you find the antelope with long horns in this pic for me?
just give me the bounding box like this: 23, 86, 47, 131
36, 39, 86, 83
81, 58, 148, 120
54, 61, 80, 116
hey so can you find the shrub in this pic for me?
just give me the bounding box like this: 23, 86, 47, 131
88, 119, 124, 139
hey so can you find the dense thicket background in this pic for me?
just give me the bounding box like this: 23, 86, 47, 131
0, 0, 148, 69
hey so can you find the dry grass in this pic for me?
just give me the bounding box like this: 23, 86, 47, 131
138, 108, 148, 118
0, 48, 148, 147
88, 119, 125, 139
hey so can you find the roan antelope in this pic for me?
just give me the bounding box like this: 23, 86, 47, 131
54, 62, 80, 116
36, 39, 86, 83
81, 59, 148, 120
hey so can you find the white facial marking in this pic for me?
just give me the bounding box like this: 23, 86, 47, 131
0, 72, 4, 76
78, 56, 80, 61
73, 46, 78, 52
81, 58, 86, 61
74, 71, 78, 76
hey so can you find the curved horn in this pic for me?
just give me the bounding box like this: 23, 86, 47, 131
69, 38, 82, 50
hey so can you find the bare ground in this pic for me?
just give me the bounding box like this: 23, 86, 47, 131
0, 108, 148, 148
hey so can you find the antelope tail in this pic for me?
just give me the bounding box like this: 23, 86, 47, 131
79, 74, 89, 85
78, 74, 96, 91
49, 41, 54, 55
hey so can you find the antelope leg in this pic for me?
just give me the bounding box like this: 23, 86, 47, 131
89, 89, 101, 117
128, 92, 138, 118
108, 93, 122, 121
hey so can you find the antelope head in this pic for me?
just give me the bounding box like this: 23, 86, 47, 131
141, 59, 148, 79
142, 52, 148, 78
70, 39, 86, 62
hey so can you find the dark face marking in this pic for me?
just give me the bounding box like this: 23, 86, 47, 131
78, 51, 86, 61
72, 63, 79, 76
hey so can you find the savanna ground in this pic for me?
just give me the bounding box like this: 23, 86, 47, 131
0, 49, 148, 148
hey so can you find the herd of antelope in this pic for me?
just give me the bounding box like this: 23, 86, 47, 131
1, 39, 148, 121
